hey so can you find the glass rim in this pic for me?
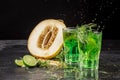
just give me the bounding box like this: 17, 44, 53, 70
63, 27, 77, 31
92, 30, 102, 34
63, 29, 77, 33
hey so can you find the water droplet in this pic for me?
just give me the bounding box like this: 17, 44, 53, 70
83, 0, 87, 3
77, 11, 81, 15
106, 0, 110, 4
115, 8, 118, 10
110, 2, 113, 5
92, 20, 95, 22
95, 13, 98, 16
83, 21, 86, 24
80, 13, 83, 17
44, 0, 48, 2
74, 14, 77, 17
94, 18, 97, 21
112, 11, 115, 14
98, 25, 100, 28
107, 16, 111, 19
100, 21, 103, 24
92, 18, 97, 23
103, 19, 107, 21
81, 16, 83, 19
102, 26, 105, 29
99, 7, 102, 11
66, 0, 70, 3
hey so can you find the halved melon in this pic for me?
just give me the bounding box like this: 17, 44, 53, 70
27, 19, 66, 59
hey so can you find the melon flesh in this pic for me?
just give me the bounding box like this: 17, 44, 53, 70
28, 19, 66, 59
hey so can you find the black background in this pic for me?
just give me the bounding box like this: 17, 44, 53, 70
0, 0, 120, 40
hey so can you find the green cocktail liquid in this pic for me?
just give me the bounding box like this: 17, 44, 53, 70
63, 23, 102, 69
77, 24, 102, 69
63, 28, 79, 67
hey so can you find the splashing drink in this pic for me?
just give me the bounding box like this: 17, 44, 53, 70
77, 23, 102, 70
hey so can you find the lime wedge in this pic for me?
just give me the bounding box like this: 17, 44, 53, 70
15, 59, 25, 67
23, 55, 37, 67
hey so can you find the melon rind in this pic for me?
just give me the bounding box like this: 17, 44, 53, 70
28, 19, 66, 59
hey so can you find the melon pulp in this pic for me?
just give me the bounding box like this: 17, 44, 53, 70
28, 19, 66, 59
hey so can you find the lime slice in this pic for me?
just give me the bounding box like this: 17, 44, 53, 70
15, 59, 25, 67
88, 37, 96, 46
23, 55, 37, 67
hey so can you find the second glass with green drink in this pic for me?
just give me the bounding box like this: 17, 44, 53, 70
63, 23, 102, 70
77, 23, 102, 70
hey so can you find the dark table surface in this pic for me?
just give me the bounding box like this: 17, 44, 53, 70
0, 40, 120, 80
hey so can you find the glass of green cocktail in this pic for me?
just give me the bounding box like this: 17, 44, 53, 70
63, 27, 80, 68
77, 23, 102, 70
